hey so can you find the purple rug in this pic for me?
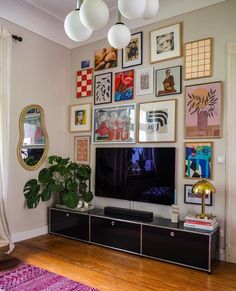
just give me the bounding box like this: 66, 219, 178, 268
0, 259, 99, 291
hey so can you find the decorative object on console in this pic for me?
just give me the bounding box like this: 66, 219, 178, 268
122, 32, 143, 68
93, 104, 135, 143
184, 213, 218, 231
74, 136, 90, 165
184, 142, 213, 179
136, 67, 154, 96
156, 66, 182, 97
139, 99, 176, 142
184, 38, 212, 80
76, 68, 93, 98
150, 23, 182, 63
70, 103, 91, 132
185, 81, 222, 138
23, 155, 93, 209
94, 72, 112, 105
94, 47, 118, 71
171, 204, 179, 223
184, 184, 212, 206
114, 70, 134, 102
191, 180, 216, 219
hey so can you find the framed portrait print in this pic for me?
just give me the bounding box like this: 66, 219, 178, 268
76, 68, 93, 98
74, 136, 90, 165
184, 184, 212, 206
136, 67, 154, 96
122, 32, 143, 68
139, 99, 176, 142
150, 23, 182, 63
114, 70, 134, 102
156, 66, 182, 97
94, 47, 118, 71
93, 104, 135, 143
184, 142, 213, 179
185, 81, 222, 138
70, 103, 92, 132
94, 72, 112, 105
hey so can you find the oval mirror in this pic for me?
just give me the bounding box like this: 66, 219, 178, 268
17, 104, 49, 171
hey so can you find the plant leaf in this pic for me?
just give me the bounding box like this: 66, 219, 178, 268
41, 189, 52, 201
48, 183, 63, 193
82, 190, 93, 203
62, 191, 79, 208
38, 168, 53, 183
26, 195, 41, 209
23, 179, 40, 199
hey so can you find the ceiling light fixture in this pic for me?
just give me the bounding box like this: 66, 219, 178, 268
118, 0, 146, 20
143, 0, 160, 19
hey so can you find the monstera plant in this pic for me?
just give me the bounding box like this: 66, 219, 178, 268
23, 155, 93, 209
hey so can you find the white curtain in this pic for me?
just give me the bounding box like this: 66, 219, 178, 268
0, 26, 14, 253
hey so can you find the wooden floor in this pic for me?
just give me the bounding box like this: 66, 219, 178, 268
6, 234, 236, 291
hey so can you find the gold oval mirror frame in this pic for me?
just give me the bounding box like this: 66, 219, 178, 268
17, 104, 49, 171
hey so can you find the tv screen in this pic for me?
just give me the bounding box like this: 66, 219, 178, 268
95, 147, 176, 205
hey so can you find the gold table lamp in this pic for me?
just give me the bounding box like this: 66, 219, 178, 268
192, 180, 216, 219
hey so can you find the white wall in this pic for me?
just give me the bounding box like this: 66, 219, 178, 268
0, 18, 71, 239
70, 0, 236, 257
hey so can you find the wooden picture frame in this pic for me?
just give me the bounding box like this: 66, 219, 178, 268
184, 37, 212, 80
139, 99, 176, 142
184, 184, 212, 206
136, 67, 154, 96
150, 23, 182, 63
93, 104, 136, 143
122, 32, 143, 68
156, 66, 182, 97
70, 103, 92, 132
94, 72, 112, 105
74, 136, 90, 165
185, 81, 222, 138
114, 70, 134, 102
184, 142, 213, 179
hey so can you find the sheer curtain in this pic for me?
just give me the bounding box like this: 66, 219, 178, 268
0, 26, 14, 253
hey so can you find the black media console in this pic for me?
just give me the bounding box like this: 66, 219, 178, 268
48, 207, 220, 273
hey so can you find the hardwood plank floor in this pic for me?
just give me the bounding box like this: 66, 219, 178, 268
6, 234, 236, 291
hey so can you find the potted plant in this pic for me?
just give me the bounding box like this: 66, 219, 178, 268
23, 155, 93, 209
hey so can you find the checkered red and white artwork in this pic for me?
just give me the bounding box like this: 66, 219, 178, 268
76, 68, 93, 98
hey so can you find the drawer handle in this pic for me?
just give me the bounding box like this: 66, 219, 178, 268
170, 231, 175, 237
111, 221, 115, 226
66, 213, 70, 217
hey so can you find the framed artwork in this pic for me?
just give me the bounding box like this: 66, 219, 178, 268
114, 70, 134, 102
150, 23, 182, 63
74, 136, 90, 165
185, 38, 212, 80
93, 104, 135, 143
156, 66, 182, 97
184, 142, 213, 179
94, 47, 118, 71
94, 72, 112, 105
76, 68, 93, 98
81, 60, 90, 69
184, 184, 212, 206
139, 99, 176, 142
136, 67, 154, 96
185, 81, 222, 138
122, 32, 143, 68
70, 103, 92, 132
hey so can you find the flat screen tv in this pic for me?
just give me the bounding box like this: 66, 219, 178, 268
95, 147, 176, 205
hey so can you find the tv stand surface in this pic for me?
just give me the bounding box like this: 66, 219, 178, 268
49, 207, 220, 273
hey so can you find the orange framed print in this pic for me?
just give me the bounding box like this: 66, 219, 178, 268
74, 136, 90, 165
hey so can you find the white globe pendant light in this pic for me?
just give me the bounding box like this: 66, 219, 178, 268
143, 0, 160, 19
64, 9, 92, 42
80, 0, 109, 31
118, 0, 146, 20
108, 23, 131, 49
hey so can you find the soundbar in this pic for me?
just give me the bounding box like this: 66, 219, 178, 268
104, 206, 153, 222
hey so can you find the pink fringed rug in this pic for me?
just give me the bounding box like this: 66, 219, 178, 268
0, 258, 99, 291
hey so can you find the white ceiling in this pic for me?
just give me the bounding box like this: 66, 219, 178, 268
0, 0, 227, 49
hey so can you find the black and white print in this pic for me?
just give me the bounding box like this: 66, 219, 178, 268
94, 72, 112, 105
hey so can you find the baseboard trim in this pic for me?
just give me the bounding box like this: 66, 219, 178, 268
12, 226, 48, 243
226, 246, 236, 263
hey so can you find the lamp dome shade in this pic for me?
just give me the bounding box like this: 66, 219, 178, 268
118, 0, 146, 20
108, 23, 131, 49
143, 0, 160, 19
80, 0, 109, 31
64, 10, 92, 42
192, 180, 216, 195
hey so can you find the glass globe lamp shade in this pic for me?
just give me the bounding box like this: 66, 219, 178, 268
64, 10, 92, 42
143, 0, 160, 19
80, 0, 109, 31
108, 23, 131, 49
118, 0, 146, 20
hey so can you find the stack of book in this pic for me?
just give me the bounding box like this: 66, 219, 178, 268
184, 214, 219, 231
